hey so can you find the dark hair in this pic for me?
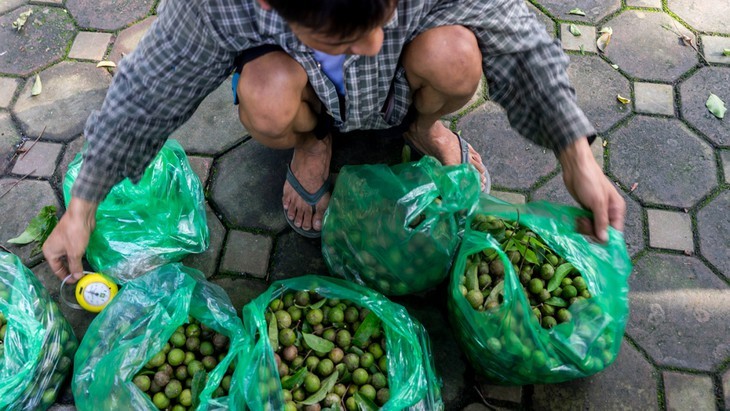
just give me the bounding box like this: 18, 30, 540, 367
267, 0, 396, 38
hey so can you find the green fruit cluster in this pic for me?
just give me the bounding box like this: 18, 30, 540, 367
132, 317, 232, 410
267, 291, 390, 411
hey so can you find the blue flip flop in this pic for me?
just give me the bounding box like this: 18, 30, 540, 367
283, 163, 332, 238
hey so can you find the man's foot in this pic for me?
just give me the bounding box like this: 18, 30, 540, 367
283, 134, 332, 235
404, 120, 489, 189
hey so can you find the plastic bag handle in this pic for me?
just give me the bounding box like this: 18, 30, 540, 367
59, 274, 84, 310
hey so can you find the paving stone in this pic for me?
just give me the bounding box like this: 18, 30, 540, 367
59, 135, 84, 186
609, 116, 717, 208
627, 0, 662, 7
527, 3, 555, 38
0, 77, 20, 108
462, 404, 490, 411
66, 0, 154, 30
269, 231, 327, 281
567, 56, 631, 133
490, 190, 526, 204
187, 155, 213, 186
11, 141, 61, 177
68, 32, 112, 61
647, 209, 693, 251
663, 371, 716, 411
560, 24, 597, 53
29, 0, 63, 5
479, 384, 522, 403
108, 16, 155, 63
679, 67, 730, 147
210, 139, 291, 232
182, 204, 225, 278
604, 10, 698, 82
532, 173, 646, 257
701, 36, 730, 65
219, 230, 272, 279
532, 340, 659, 410
626, 252, 730, 371
723, 369, 730, 407
13, 61, 111, 142
456, 102, 558, 190
330, 127, 403, 171
170, 77, 246, 155
0, 0, 26, 14
697, 191, 730, 279
668, 0, 730, 34
0, 179, 60, 266
210, 275, 268, 316
722, 150, 730, 183
537, 0, 621, 23
0, 111, 22, 173
0, 7, 76, 76
634, 82, 675, 116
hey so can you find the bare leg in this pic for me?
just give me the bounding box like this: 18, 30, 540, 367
401, 25, 487, 187
237, 51, 331, 232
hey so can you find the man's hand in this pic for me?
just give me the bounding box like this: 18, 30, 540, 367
42, 197, 98, 283
559, 138, 626, 243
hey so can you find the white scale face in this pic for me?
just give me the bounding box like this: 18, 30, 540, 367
82, 282, 111, 306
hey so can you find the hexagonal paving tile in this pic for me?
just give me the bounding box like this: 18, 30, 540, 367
532, 340, 659, 409
0, 111, 22, 173
668, 0, 730, 34
609, 116, 717, 208
209, 138, 291, 232
269, 231, 327, 281
697, 191, 730, 280
169, 77, 246, 155
527, 3, 556, 38
66, 0, 154, 30
0, 0, 26, 14
567, 55, 631, 133
626, 252, 730, 371
0, 7, 75, 76
663, 371, 716, 411
532, 174, 645, 257
0, 77, 20, 109
456, 102, 557, 190
13, 61, 111, 142
108, 16, 155, 64
536, 0, 621, 23
182, 205, 225, 278
679, 67, 730, 147
59, 135, 84, 186
210, 275, 268, 316
604, 10, 698, 82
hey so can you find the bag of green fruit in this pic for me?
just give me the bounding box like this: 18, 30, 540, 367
322, 156, 480, 296
0, 252, 78, 410
448, 196, 632, 384
73, 263, 247, 411
240, 275, 444, 411
63, 139, 209, 283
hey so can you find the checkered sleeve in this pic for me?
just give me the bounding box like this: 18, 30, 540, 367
72, 1, 238, 202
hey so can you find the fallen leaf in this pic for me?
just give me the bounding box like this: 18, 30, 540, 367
12, 9, 32, 31
724, 49, 730, 57
31, 74, 42, 96
96, 61, 116, 68
611, 64, 619, 69
579, 44, 585, 55
683, 250, 693, 256
569, 24, 582, 36
629, 182, 638, 192
569, 8, 586, 16
683, 208, 689, 213
597, 27, 612, 52
617, 94, 631, 104
602, 140, 607, 147
706, 93, 726, 119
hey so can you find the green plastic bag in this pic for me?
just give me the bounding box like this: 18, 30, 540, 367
72, 264, 247, 410
64, 139, 209, 283
0, 252, 78, 411
448, 196, 631, 384
240, 275, 444, 410
322, 156, 480, 296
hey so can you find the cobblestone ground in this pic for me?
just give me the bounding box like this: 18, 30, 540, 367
0, 1, 728, 410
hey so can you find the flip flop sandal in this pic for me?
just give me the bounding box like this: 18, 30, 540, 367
283, 162, 332, 238
405, 131, 491, 193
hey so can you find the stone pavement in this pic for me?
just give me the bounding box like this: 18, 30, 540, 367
0, 0, 728, 410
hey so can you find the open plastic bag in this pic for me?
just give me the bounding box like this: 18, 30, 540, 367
448, 195, 631, 384
72, 263, 247, 410
64, 139, 209, 283
322, 156, 480, 296
0, 252, 78, 411
240, 275, 443, 410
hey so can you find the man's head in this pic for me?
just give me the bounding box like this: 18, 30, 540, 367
259, 0, 397, 56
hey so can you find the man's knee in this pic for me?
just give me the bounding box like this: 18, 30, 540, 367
403, 25, 482, 97
237, 52, 309, 139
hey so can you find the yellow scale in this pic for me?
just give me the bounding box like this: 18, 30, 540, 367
61, 272, 118, 313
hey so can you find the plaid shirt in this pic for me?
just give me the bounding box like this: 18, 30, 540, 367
73, 0, 595, 202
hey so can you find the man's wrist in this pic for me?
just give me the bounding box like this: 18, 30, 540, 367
558, 136, 594, 171
67, 197, 99, 224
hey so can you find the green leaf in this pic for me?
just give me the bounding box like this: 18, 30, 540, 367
354, 392, 379, 411
529, 237, 550, 251
524, 249, 539, 265
31, 74, 42, 96
309, 299, 327, 310
8, 205, 57, 245
7, 230, 39, 245
544, 297, 568, 307
302, 333, 335, 354
547, 263, 575, 292
724, 49, 730, 57
486, 280, 504, 305
281, 367, 308, 390
402, 144, 411, 163
190, 370, 207, 409
706, 93, 726, 119
569, 8, 586, 16
579, 44, 585, 55
300, 370, 338, 405
268, 312, 279, 351
465, 263, 479, 292
569, 24, 582, 36
353, 312, 381, 348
